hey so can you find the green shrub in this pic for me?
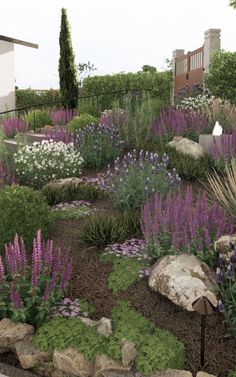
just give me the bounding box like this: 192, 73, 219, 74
68, 114, 97, 132
79, 211, 140, 248
101, 253, 147, 293
34, 300, 186, 373
205, 50, 236, 103
16, 89, 61, 108
76, 124, 123, 170
83, 71, 172, 110
0, 185, 51, 251
43, 182, 105, 205
26, 109, 53, 130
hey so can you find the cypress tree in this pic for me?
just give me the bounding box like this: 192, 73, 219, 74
59, 8, 78, 109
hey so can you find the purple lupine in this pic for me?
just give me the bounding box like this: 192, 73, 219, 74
209, 129, 236, 162
216, 267, 223, 283
226, 264, 233, 280
0, 256, 5, 282
141, 186, 235, 254
31, 230, 42, 287
2, 118, 27, 138
152, 107, 207, 138
10, 283, 22, 309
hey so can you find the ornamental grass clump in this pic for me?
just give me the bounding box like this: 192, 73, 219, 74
75, 124, 124, 169
152, 107, 208, 142
1, 117, 27, 138
141, 186, 234, 261
14, 139, 83, 188
107, 150, 180, 210
215, 241, 236, 336
0, 230, 72, 326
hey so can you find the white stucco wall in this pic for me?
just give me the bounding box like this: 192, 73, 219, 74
0, 40, 15, 113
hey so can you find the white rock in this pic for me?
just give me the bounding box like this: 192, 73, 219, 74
96, 318, 113, 337
0, 319, 34, 349
151, 369, 193, 377
15, 335, 51, 369
148, 254, 217, 311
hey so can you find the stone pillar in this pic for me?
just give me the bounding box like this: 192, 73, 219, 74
172, 49, 185, 104
203, 29, 221, 75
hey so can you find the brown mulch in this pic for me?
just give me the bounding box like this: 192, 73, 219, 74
50, 212, 236, 377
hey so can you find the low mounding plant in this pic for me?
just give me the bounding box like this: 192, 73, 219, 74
207, 160, 236, 223
26, 109, 52, 130
42, 181, 105, 205
152, 107, 208, 143
106, 150, 180, 210
34, 300, 185, 373
50, 108, 76, 125
0, 230, 72, 325
14, 140, 83, 188
1, 118, 27, 138
68, 113, 98, 132
0, 185, 50, 251
79, 211, 140, 248
141, 186, 234, 261
215, 242, 236, 336
75, 124, 124, 170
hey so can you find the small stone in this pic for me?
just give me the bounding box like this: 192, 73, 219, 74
214, 234, 236, 262
121, 341, 137, 368
150, 369, 193, 377
53, 348, 94, 377
96, 318, 113, 337
0, 319, 34, 349
94, 354, 128, 377
15, 335, 51, 369
196, 372, 216, 377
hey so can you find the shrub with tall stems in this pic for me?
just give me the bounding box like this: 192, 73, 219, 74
106, 150, 180, 210
207, 159, 236, 222
0, 230, 72, 325
141, 186, 234, 262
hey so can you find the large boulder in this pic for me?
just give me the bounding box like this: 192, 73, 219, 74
53, 348, 93, 377
148, 254, 217, 311
167, 137, 205, 159
44, 177, 83, 189
15, 335, 51, 369
214, 234, 236, 263
0, 319, 34, 349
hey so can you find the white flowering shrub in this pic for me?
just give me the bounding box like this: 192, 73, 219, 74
177, 94, 214, 113
14, 140, 83, 188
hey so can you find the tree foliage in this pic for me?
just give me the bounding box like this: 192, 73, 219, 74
229, 0, 236, 8
205, 50, 236, 103
59, 8, 78, 109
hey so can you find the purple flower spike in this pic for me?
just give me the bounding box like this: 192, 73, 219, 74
216, 267, 223, 284
218, 300, 225, 313
226, 264, 233, 280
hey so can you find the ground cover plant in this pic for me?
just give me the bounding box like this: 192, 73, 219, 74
101, 239, 150, 293
14, 139, 83, 188
75, 124, 124, 170
106, 150, 180, 210
50, 298, 94, 319
0, 230, 72, 326
34, 300, 185, 374
50, 200, 92, 220
0, 185, 50, 251
141, 186, 234, 263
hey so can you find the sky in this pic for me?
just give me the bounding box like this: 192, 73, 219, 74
0, 0, 235, 89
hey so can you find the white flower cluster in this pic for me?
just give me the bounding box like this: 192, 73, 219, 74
14, 139, 83, 188
177, 94, 214, 112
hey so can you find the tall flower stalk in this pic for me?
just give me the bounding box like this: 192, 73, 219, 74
0, 230, 72, 325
